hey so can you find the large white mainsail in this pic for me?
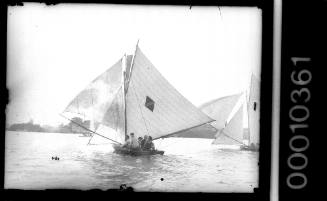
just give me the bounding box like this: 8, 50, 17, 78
125, 46, 214, 140
247, 74, 260, 147
212, 103, 244, 145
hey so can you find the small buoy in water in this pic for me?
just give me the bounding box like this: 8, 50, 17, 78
52, 156, 60, 160
160, 178, 164, 181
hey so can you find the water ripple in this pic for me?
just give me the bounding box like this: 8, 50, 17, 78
5, 131, 258, 192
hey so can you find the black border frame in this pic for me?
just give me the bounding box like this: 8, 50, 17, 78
1, 0, 274, 200
277, 0, 322, 200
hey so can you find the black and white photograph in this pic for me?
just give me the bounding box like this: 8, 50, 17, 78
5, 3, 262, 192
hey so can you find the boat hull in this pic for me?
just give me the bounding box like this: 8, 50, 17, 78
113, 144, 164, 156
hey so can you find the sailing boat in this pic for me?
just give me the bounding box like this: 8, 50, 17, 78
61, 42, 214, 156
203, 74, 260, 152
213, 74, 260, 151
240, 74, 260, 151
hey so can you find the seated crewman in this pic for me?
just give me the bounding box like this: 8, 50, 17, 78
141, 135, 148, 149
129, 133, 140, 150
143, 136, 155, 151
138, 137, 143, 149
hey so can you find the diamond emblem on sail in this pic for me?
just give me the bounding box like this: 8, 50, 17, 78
145, 96, 155, 112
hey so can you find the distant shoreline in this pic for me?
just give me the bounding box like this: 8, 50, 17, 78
6, 117, 92, 135
5, 129, 83, 134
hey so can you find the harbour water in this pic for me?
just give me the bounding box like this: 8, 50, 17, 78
5, 131, 258, 192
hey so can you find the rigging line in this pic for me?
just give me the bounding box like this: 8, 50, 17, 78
59, 113, 121, 144
130, 81, 150, 136
87, 134, 94, 145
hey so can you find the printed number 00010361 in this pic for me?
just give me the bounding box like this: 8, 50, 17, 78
287, 57, 311, 190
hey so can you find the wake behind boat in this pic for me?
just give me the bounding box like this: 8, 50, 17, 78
61, 41, 214, 156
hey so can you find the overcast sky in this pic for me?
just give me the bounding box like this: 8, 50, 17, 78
6, 3, 261, 126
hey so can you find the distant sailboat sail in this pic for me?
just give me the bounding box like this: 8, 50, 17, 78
247, 74, 260, 147
200, 93, 242, 131
172, 93, 241, 139
212, 103, 244, 145
61, 44, 214, 146
211, 73, 260, 150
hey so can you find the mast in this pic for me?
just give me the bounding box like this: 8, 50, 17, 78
123, 40, 140, 139
126, 39, 139, 93
124, 40, 140, 139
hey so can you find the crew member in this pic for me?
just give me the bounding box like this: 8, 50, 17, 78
129, 133, 139, 150
143, 136, 155, 151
